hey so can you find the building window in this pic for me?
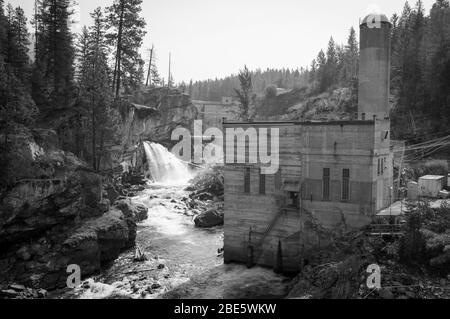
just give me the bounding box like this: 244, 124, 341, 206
323, 168, 330, 201
275, 169, 282, 190
381, 158, 384, 174
259, 169, 266, 195
342, 169, 350, 201
244, 168, 251, 194
377, 159, 380, 176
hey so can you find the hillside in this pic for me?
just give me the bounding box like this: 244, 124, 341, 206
254, 86, 357, 122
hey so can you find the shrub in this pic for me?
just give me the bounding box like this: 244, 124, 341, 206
264, 85, 277, 99
187, 166, 224, 197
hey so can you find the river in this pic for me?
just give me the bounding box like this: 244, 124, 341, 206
64, 183, 291, 299
61, 143, 291, 299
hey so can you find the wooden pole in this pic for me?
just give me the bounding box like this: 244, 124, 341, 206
168, 52, 172, 88
145, 45, 154, 87
397, 141, 405, 200
274, 240, 283, 274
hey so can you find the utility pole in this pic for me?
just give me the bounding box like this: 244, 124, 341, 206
396, 141, 406, 200
145, 45, 154, 87
168, 53, 172, 88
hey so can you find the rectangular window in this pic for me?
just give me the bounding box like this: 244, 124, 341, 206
323, 168, 330, 201
381, 158, 384, 174
377, 159, 380, 176
275, 169, 282, 190
259, 169, 266, 195
342, 169, 350, 201
244, 168, 251, 194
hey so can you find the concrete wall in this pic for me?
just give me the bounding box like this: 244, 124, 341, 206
193, 100, 239, 128
299, 122, 377, 228
222, 120, 393, 271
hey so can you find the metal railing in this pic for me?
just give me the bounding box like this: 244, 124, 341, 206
368, 223, 405, 236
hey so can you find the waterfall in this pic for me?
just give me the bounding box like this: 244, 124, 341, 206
143, 142, 193, 185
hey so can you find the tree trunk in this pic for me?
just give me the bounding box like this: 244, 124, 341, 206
91, 98, 97, 172
97, 128, 104, 172
115, 0, 125, 99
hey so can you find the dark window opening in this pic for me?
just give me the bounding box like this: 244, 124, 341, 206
289, 192, 299, 208
275, 169, 282, 190
244, 168, 251, 194
323, 168, 330, 201
342, 169, 350, 201
259, 169, 266, 195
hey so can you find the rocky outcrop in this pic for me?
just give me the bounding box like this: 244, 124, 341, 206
287, 255, 370, 299
255, 87, 357, 121
100, 88, 198, 172
0, 131, 139, 290
123, 88, 198, 146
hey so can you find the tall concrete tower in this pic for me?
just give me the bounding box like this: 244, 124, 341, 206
358, 13, 392, 120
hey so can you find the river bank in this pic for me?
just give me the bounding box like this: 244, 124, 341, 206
50, 183, 290, 299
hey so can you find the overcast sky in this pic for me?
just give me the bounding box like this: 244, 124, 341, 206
9, 0, 436, 83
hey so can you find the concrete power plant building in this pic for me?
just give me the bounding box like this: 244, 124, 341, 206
222, 13, 394, 272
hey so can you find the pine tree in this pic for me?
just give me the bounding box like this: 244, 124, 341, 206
76, 26, 90, 83
0, 0, 7, 57
76, 7, 113, 171
343, 27, 359, 85
423, 0, 450, 121
33, 0, 75, 110
11, 7, 30, 84
0, 3, 38, 188
324, 37, 338, 89
309, 59, 317, 84
106, 0, 146, 97
316, 49, 327, 92
234, 65, 253, 120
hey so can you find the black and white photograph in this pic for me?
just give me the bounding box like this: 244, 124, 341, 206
0, 0, 449, 305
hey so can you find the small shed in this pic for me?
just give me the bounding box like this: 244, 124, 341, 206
419, 175, 446, 198
407, 181, 418, 201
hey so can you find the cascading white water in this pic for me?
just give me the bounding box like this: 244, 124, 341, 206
143, 142, 193, 186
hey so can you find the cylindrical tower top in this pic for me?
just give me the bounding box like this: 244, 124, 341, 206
358, 12, 392, 121
360, 13, 390, 26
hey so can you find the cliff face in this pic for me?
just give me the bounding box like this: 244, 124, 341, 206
123, 88, 198, 146
0, 88, 196, 290
0, 131, 141, 290
101, 88, 198, 171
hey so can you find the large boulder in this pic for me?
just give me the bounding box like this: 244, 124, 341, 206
65, 208, 133, 265
116, 200, 149, 223
194, 209, 224, 228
